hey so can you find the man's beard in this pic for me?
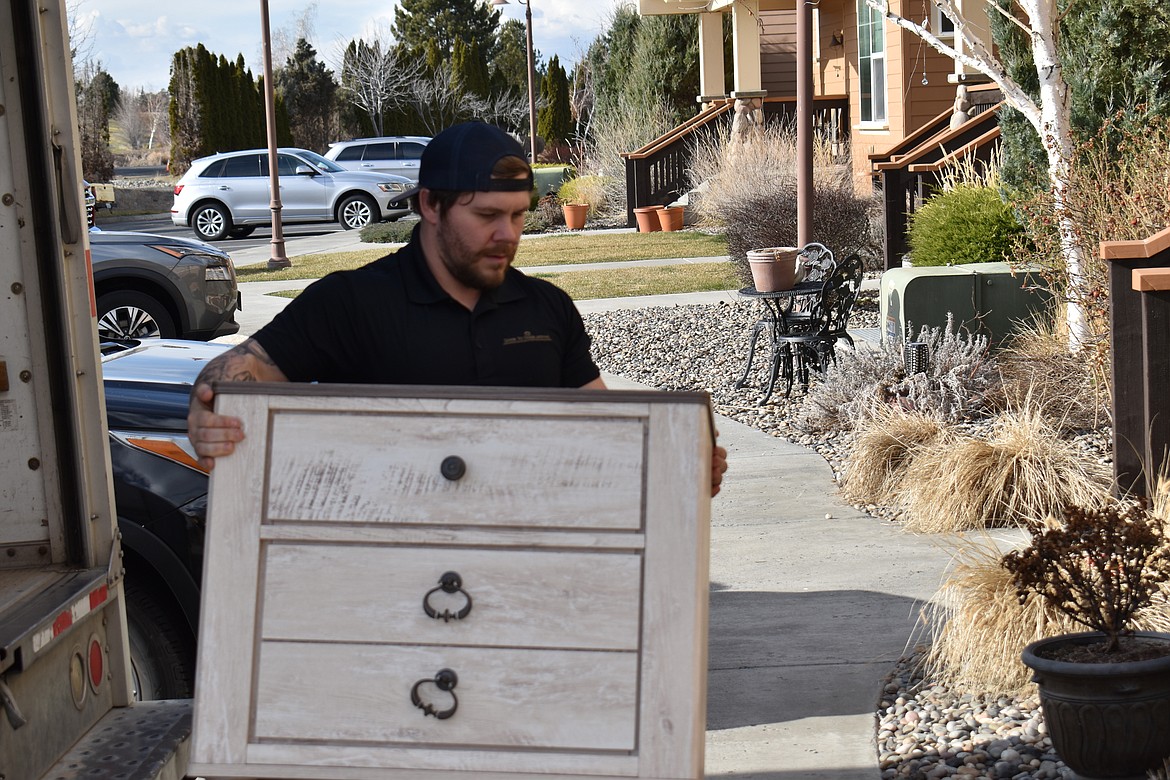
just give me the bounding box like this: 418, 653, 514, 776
436, 223, 516, 291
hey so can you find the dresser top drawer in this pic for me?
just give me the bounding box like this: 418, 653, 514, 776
266, 412, 645, 530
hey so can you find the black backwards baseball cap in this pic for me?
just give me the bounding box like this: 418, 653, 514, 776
400, 121, 533, 201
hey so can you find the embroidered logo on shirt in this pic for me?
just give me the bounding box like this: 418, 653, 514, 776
503, 330, 553, 346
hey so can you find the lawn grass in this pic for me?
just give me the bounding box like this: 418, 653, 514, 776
512, 231, 727, 267
237, 230, 728, 281
269, 260, 739, 301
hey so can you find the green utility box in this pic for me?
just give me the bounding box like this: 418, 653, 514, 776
881, 262, 1052, 346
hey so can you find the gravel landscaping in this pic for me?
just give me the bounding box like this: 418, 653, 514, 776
582, 291, 1107, 780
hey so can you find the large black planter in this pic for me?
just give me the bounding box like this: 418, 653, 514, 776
1022, 631, 1170, 779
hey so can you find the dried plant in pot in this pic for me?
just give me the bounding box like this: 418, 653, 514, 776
1003, 503, 1170, 779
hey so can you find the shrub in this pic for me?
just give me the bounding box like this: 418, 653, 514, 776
1003, 502, 1170, 652
907, 183, 1024, 267
797, 316, 1002, 433
525, 194, 561, 233
359, 220, 415, 244
557, 175, 611, 214
687, 123, 879, 282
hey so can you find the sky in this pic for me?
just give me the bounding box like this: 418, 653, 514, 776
71, 0, 622, 93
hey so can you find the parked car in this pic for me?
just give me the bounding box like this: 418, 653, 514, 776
91, 230, 240, 341
323, 136, 430, 181
170, 147, 412, 241
102, 338, 228, 699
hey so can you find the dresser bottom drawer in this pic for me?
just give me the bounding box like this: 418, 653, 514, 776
253, 642, 639, 752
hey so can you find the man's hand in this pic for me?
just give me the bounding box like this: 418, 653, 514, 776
188, 381, 245, 472
186, 339, 288, 471
711, 443, 728, 498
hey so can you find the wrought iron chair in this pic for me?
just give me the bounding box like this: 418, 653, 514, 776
773, 252, 865, 396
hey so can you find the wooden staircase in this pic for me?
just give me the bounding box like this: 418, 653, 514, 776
870, 84, 1004, 270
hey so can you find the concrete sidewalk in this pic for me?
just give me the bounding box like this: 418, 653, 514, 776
221, 231, 956, 778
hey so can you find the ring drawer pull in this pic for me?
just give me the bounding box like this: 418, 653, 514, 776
422, 571, 473, 621
411, 668, 459, 719
440, 456, 466, 481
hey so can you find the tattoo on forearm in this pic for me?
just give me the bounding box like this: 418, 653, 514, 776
190, 339, 278, 401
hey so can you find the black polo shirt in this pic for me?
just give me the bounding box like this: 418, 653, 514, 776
251, 231, 601, 388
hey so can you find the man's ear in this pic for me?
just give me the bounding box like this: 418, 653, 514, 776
417, 190, 440, 226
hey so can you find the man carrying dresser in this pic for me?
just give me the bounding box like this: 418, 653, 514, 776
187, 120, 727, 494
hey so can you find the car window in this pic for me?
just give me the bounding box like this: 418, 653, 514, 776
400, 142, 425, 160
334, 145, 365, 162
221, 154, 262, 177
200, 159, 227, 177
367, 143, 395, 160
276, 155, 303, 175
296, 149, 347, 173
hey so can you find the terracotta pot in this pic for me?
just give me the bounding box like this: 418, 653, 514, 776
1022, 631, 1170, 779
562, 203, 588, 230
746, 247, 800, 292
634, 206, 662, 233
657, 206, 684, 232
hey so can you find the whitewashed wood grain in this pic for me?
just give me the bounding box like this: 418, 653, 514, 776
252, 643, 638, 751
260, 544, 642, 650
192, 394, 271, 766
266, 413, 645, 529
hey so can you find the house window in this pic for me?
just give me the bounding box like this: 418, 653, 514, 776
932, 4, 956, 38
857, 0, 887, 124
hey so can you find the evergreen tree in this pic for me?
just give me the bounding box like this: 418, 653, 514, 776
993, 0, 1170, 194
276, 38, 339, 154
453, 37, 490, 99
491, 19, 529, 98
538, 55, 571, 146
76, 62, 117, 180
392, 0, 501, 60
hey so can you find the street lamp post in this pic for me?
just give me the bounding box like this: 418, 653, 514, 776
491, 0, 538, 163
259, 0, 290, 269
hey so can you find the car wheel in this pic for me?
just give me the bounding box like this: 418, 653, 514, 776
228, 225, 256, 238
125, 578, 195, 700
97, 290, 177, 340
191, 202, 232, 241
338, 194, 377, 230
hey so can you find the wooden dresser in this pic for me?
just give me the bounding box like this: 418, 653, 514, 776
189, 383, 713, 780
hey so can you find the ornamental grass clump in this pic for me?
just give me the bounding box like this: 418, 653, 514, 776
923, 536, 1080, 695
1002, 502, 1170, 654
896, 405, 1111, 533
839, 407, 946, 507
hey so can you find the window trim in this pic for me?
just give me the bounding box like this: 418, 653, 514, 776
857, 0, 888, 126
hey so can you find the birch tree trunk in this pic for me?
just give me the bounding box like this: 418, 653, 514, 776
866, 0, 1089, 349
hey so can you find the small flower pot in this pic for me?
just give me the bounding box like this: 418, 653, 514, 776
746, 247, 800, 292
634, 206, 662, 233
562, 203, 588, 230
657, 206, 684, 232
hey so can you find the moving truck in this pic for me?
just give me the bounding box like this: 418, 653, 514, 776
0, 0, 191, 776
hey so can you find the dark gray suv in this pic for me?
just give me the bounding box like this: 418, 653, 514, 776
323, 136, 430, 182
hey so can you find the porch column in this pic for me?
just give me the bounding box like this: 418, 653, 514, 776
697, 12, 726, 105
730, 0, 765, 139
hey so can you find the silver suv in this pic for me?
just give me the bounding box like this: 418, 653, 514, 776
170, 147, 412, 241
323, 137, 430, 182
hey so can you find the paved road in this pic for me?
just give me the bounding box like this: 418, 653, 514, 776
98, 213, 416, 257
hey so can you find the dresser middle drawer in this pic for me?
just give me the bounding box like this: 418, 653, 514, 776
260, 543, 643, 651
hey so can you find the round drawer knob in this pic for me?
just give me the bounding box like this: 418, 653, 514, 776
440, 456, 466, 481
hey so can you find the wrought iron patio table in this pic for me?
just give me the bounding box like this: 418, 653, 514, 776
735, 281, 824, 404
